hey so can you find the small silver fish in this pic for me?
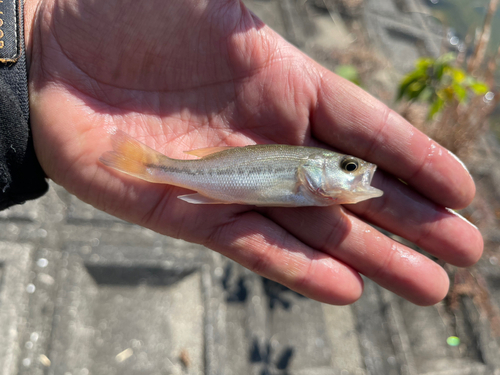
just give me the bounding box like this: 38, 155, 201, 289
99, 131, 383, 206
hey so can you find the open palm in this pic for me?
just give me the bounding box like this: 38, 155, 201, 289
25, 0, 482, 305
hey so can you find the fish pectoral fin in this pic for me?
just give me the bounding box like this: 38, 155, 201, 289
183, 146, 235, 158
177, 193, 229, 205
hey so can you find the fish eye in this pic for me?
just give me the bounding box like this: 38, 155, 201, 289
341, 158, 359, 173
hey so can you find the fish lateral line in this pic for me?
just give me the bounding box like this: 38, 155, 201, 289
99, 131, 384, 206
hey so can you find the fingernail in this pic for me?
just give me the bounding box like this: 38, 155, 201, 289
446, 208, 477, 229
446, 149, 470, 174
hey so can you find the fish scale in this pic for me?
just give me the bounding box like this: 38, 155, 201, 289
99, 131, 383, 206
155, 158, 300, 204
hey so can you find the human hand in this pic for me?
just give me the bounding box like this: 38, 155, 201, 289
25, 0, 482, 305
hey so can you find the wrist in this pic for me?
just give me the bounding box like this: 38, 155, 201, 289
23, 0, 40, 71
0, 0, 48, 209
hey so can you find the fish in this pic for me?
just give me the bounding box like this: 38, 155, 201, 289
99, 131, 383, 206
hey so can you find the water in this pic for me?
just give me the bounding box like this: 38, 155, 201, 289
423, 0, 500, 56
423, 0, 500, 128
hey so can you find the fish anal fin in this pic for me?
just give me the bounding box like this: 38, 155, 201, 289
183, 146, 234, 158
177, 193, 229, 204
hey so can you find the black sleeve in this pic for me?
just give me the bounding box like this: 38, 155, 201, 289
0, 0, 48, 210
0, 74, 48, 210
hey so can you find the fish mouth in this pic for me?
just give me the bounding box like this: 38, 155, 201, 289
363, 164, 383, 196
348, 164, 384, 204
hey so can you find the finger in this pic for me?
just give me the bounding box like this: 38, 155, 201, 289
348, 171, 483, 267
95, 154, 362, 306
259, 206, 450, 306
202, 211, 364, 305
311, 71, 475, 209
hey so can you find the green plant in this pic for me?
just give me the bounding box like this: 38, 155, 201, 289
397, 53, 490, 119
335, 65, 361, 86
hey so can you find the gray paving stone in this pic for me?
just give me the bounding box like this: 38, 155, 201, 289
0, 201, 40, 222
0, 242, 34, 375
45, 239, 212, 375
214, 261, 369, 375
323, 304, 366, 374
354, 277, 499, 375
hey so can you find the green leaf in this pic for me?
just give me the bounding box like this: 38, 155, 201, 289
452, 83, 467, 102
435, 63, 446, 80
401, 71, 426, 86
449, 67, 466, 83
438, 87, 455, 102
420, 87, 434, 102
397, 74, 422, 101
335, 65, 361, 86
469, 82, 489, 95
428, 97, 445, 119
432, 53, 455, 80
407, 81, 426, 100
416, 58, 433, 70
437, 52, 457, 64
396, 52, 490, 109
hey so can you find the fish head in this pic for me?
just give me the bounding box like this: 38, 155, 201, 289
300, 153, 383, 205
323, 154, 384, 204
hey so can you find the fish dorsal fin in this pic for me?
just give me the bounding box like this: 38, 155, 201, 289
183, 146, 235, 158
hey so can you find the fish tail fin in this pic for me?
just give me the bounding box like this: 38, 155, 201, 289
99, 130, 169, 183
